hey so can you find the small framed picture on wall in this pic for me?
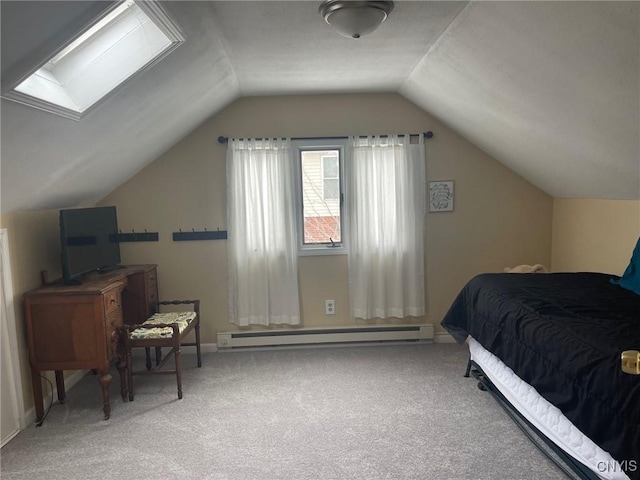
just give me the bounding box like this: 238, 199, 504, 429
428, 180, 454, 212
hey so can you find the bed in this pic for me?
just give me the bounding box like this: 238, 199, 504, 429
441, 270, 640, 480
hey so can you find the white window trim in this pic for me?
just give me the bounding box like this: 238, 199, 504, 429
293, 138, 348, 256
0, 0, 184, 121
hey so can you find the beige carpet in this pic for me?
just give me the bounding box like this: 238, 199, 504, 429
1, 343, 568, 480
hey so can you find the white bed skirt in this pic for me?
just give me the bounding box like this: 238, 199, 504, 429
468, 337, 630, 480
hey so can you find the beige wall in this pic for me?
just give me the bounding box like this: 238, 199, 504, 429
0, 209, 63, 412
10, 94, 640, 417
100, 93, 553, 342
0, 93, 555, 414
551, 199, 640, 274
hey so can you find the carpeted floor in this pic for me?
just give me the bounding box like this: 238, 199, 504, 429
0, 343, 568, 479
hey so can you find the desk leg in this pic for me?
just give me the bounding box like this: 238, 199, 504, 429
31, 369, 44, 424
97, 371, 112, 420
55, 370, 66, 404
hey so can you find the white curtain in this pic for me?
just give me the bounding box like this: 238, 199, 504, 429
346, 135, 426, 320
226, 138, 300, 326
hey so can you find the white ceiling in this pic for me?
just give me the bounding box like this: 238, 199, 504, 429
1, 1, 638, 214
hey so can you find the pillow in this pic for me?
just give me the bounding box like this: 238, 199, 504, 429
611, 237, 640, 295
504, 264, 547, 273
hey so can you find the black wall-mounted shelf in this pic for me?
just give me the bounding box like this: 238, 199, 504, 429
173, 230, 227, 241
110, 232, 159, 243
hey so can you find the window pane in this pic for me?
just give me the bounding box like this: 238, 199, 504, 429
301, 150, 341, 244
322, 156, 339, 178
324, 179, 339, 200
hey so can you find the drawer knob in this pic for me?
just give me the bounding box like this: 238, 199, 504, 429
622, 350, 640, 375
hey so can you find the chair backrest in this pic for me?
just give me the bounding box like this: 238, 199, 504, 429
155, 299, 200, 315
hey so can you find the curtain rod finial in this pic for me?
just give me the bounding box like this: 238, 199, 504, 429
218, 136, 228, 144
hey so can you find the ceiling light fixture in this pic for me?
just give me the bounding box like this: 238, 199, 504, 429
319, 0, 394, 39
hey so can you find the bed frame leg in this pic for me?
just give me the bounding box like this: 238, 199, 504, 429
464, 357, 472, 377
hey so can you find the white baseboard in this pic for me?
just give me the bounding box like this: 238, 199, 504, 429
217, 324, 434, 350
22, 344, 218, 427
23, 369, 89, 426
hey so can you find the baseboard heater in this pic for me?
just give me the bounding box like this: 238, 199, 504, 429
217, 324, 434, 350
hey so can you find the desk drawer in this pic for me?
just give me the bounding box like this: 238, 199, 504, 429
146, 269, 157, 288
106, 309, 122, 359
106, 309, 122, 329
120, 266, 159, 324
104, 289, 121, 315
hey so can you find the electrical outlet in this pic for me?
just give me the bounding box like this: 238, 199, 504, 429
325, 299, 336, 315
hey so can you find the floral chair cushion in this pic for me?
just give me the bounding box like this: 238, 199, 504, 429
130, 311, 197, 340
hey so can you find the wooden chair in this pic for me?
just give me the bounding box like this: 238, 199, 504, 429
120, 300, 201, 401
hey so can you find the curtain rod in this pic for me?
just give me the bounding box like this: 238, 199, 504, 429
217, 131, 433, 145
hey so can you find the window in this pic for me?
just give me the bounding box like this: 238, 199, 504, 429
294, 139, 346, 254
294, 134, 425, 267
1, 0, 184, 120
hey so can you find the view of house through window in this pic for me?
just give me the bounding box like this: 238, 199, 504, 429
300, 149, 342, 245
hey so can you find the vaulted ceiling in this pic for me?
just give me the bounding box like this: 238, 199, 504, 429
2, 1, 638, 214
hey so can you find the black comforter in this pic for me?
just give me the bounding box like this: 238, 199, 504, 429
441, 272, 640, 476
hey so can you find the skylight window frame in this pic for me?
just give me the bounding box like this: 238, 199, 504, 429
46, 0, 137, 68
1, 0, 184, 121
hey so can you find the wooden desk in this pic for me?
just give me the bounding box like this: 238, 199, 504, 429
23, 264, 158, 422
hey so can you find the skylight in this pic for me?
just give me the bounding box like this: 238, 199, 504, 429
3, 0, 184, 120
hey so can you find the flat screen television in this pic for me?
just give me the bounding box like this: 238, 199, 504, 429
60, 206, 121, 284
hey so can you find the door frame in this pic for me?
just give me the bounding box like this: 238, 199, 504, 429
1, 228, 25, 446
